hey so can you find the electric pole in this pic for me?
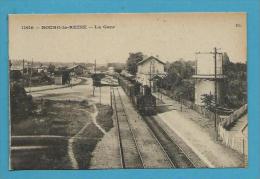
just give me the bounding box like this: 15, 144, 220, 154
149, 61, 152, 89
93, 59, 96, 96
99, 86, 101, 104
95, 59, 96, 74
214, 47, 218, 141
214, 47, 217, 129
29, 59, 33, 92
22, 59, 25, 86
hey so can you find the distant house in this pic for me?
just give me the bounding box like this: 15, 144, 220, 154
136, 56, 166, 92
9, 64, 23, 82
107, 62, 125, 73
54, 70, 71, 85
120, 70, 135, 80
108, 67, 115, 75
96, 65, 108, 72
37, 65, 48, 73
84, 63, 95, 74
67, 65, 86, 76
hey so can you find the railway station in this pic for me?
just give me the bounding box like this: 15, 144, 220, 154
10, 52, 247, 169
9, 13, 247, 170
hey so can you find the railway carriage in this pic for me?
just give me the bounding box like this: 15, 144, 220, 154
118, 74, 157, 115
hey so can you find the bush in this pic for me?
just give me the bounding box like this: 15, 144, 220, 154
10, 82, 34, 121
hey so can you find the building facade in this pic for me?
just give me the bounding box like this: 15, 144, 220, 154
68, 65, 86, 76
136, 56, 166, 92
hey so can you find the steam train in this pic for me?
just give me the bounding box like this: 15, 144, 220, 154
118, 74, 157, 115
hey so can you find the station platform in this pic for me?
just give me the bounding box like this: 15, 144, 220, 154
154, 93, 245, 168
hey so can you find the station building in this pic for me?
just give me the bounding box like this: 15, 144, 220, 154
136, 56, 166, 92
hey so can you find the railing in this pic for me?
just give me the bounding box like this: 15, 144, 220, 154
159, 88, 248, 158
218, 125, 248, 156
220, 104, 247, 130
217, 104, 248, 157
159, 89, 222, 122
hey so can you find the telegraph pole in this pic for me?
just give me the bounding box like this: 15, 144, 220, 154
22, 59, 25, 86
214, 47, 217, 130
213, 47, 219, 141
98, 59, 102, 104
95, 59, 96, 73
99, 86, 101, 104
149, 61, 152, 89
22, 59, 24, 75
110, 77, 112, 108
29, 59, 33, 92
93, 60, 96, 96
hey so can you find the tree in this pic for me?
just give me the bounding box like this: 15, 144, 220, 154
114, 68, 123, 74
201, 93, 215, 112
223, 55, 247, 108
48, 63, 56, 73
223, 52, 230, 66
126, 52, 144, 75
161, 59, 195, 101
10, 82, 34, 121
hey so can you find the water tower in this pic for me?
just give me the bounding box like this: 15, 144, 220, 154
192, 48, 225, 106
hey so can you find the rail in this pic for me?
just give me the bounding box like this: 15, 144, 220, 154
111, 88, 125, 168
112, 87, 144, 168
143, 116, 196, 168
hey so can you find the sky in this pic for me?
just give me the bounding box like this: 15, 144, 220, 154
9, 13, 247, 64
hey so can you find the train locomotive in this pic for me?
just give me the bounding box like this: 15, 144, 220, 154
118, 74, 157, 115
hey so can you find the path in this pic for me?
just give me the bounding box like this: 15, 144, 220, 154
68, 103, 108, 169
91, 104, 106, 134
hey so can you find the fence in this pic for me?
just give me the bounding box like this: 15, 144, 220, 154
218, 124, 248, 157
218, 104, 248, 158
159, 88, 248, 160
220, 104, 247, 129
159, 89, 221, 122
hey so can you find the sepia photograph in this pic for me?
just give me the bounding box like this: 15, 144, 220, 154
9, 13, 247, 170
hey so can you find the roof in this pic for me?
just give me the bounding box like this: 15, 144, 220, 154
67, 64, 86, 70
192, 74, 226, 79
137, 56, 165, 66
120, 70, 134, 78
38, 65, 48, 68
151, 73, 167, 80
54, 69, 70, 75
10, 67, 23, 71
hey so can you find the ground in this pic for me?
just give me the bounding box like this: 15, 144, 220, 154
11, 78, 114, 169
10, 77, 245, 169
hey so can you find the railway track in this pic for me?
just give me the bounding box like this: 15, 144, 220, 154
112, 87, 144, 169
112, 85, 196, 168
143, 115, 196, 168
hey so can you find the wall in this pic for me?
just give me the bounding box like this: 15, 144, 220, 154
137, 58, 164, 74
218, 124, 248, 156
136, 58, 164, 87
54, 76, 63, 85
196, 53, 223, 75
218, 104, 248, 157
194, 79, 222, 105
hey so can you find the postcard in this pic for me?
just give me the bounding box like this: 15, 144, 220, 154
9, 13, 247, 170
